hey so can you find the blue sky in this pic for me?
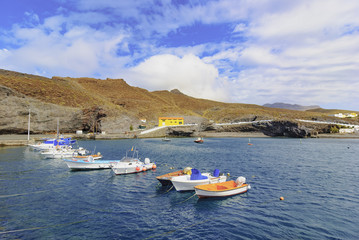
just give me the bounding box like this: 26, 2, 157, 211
1, 0, 359, 111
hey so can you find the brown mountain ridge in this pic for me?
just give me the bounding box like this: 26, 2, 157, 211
1, 68, 358, 136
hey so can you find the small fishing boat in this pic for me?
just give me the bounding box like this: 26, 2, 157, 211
194, 176, 251, 198
63, 156, 120, 170
111, 148, 156, 175
171, 168, 227, 191
72, 152, 102, 161
40, 147, 87, 159
194, 137, 204, 143
162, 137, 171, 142
156, 167, 192, 186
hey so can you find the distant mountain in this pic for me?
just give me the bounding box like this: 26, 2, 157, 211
263, 102, 321, 111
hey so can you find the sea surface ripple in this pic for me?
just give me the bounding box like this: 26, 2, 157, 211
1, 138, 358, 239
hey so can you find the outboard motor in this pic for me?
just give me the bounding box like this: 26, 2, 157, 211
235, 176, 246, 186
88, 156, 94, 162
183, 167, 192, 175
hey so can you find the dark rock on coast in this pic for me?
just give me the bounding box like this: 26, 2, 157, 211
196, 120, 312, 138
167, 128, 195, 137
252, 120, 311, 138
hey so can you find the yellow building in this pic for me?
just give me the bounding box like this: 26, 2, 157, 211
158, 117, 184, 126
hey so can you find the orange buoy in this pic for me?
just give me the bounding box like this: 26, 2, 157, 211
136, 166, 140, 171
142, 167, 147, 171
280, 197, 284, 201
152, 164, 157, 169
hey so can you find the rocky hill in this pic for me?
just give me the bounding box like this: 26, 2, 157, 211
1, 69, 358, 137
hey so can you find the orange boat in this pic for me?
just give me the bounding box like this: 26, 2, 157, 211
194, 177, 251, 198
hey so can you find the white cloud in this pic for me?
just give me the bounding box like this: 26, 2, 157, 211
229, 0, 359, 110
124, 54, 229, 102
1, 0, 359, 110
1, 15, 128, 77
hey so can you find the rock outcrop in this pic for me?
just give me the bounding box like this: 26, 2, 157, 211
252, 120, 311, 138
0, 85, 132, 134
167, 127, 195, 137
0, 85, 82, 134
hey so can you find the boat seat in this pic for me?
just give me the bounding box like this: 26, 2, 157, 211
213, 169, 220, 177
190, 169, 208, 180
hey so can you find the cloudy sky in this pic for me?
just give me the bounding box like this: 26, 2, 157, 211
1, 0, 359, 110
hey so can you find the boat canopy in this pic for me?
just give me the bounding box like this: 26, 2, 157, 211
190, 169, 208, 180
52, 138, 76, 146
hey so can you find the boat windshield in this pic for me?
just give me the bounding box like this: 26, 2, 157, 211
121, 157, 139, 162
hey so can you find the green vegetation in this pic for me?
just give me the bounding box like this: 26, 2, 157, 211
330, 126, 339, 133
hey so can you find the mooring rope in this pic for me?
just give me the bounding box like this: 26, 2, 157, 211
177, 192, 197, 204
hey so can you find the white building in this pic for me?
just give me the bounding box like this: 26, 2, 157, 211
339, 128, 354, 134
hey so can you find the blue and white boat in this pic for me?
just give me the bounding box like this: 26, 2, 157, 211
171, 168, 227, 191
29, 137, 77, 151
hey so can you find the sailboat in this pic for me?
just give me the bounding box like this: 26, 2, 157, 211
248, 138, 253, 145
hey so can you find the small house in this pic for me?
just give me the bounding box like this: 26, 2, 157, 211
158, 117, 184, 126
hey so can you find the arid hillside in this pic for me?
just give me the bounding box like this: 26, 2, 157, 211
1, 68, 358, 134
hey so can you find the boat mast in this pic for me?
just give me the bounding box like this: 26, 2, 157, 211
27, 108, 30, 142
57, 118, 59, 139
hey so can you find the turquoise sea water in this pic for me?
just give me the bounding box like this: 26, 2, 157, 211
1, 138, 359, 239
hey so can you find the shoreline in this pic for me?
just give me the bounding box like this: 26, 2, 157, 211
1, 132, 359, 146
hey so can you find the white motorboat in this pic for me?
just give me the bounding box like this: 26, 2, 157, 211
40, 147, 87, 159
194, 177, 251, 198
63, 156, 119, 170
171, 168, 227, 191
111, 148, 156, 175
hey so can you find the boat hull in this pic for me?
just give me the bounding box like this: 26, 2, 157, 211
194, 182, 250, 198
41, 148, 87, 159
171, 174, 227, 191
64, 159, 120, 170
156, 170, 184, 186
111, 163, 155, 175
